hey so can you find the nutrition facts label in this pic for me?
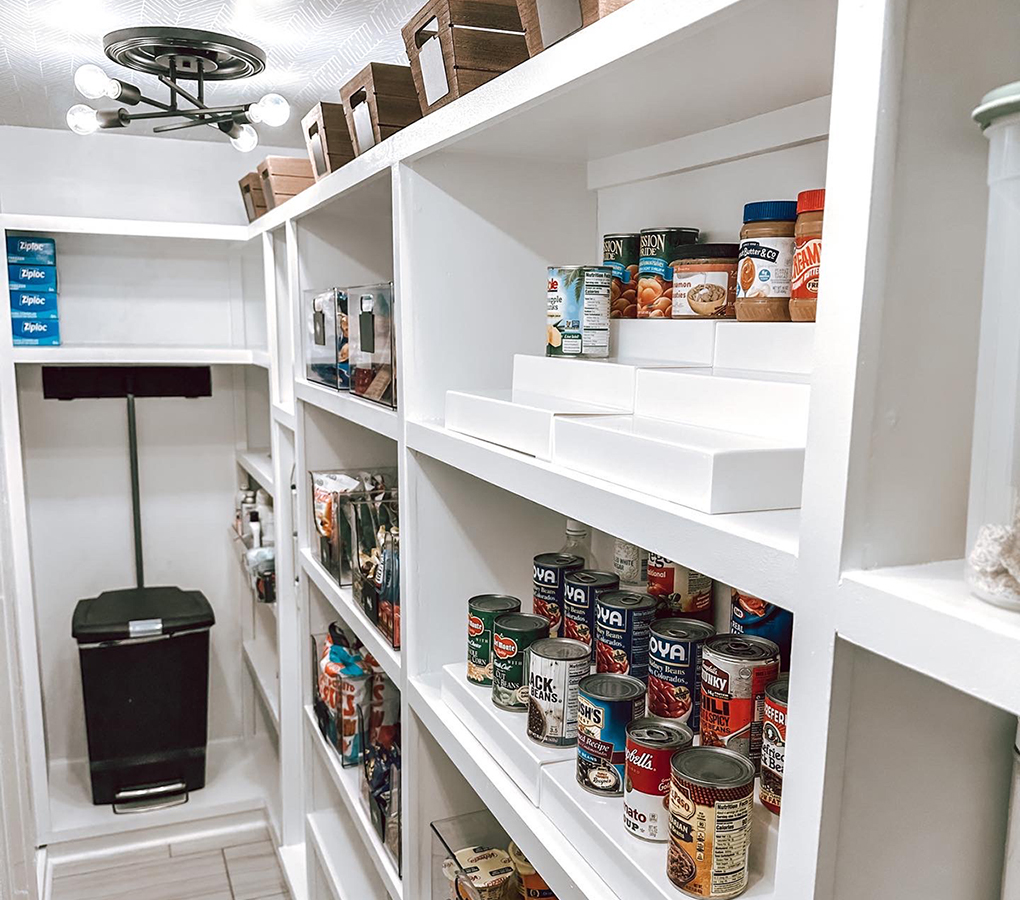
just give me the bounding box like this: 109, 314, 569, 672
711, 796, 753, 893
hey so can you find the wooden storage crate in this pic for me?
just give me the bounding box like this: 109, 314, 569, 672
238, 172, 267, 222
339, 63, 422, 156
302, 102, 356, 182
401, 0, 529, 115
517, 0, 634, 55
257, 156, 314, 209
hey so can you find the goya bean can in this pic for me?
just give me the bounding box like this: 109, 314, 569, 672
603, 233, 640, 319
527, 638, 590, 747
467, 594, 522, 686
491, 613, 550, 712
648, 618, 716, 730
700, 634, 780, 773
624, 717, 693, 842
647, 554, 713, 622
546, 265, 612, 358
730, 589, 793, 670
577, 673, 646, 796
595, 590, 656, 680
509, 841, 556, 900
760, 674, 789, 815
668, 747, 755, 898
637, 227, 700, 318
533, 553, 584, 637
563, 570, 619, 657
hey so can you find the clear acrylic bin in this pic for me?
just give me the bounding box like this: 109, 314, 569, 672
352, 497, 399, 647
431, 809, 517, 900
303, 287, 350, 389
348, 283, 397, 408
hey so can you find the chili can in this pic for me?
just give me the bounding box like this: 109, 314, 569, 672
547, 265, 612, 358
508, 841, 556, 899
624, 717, 693, 842
637, 227, 700, 318
647, 618, 716, 730
603, 233, 640, 319
577, 673, 645, 796
491, 613, 550, 712
760, 674, 789, 815
527, 638, 590, 747
700, 634, 780, 773
467, 594, 522, 686
647, 554, 713, 622
594, 590, 656, 680
730, 588, 793, 670
533, 553, 584, 637
668, 747, 755, 898
563, 570, 619, 657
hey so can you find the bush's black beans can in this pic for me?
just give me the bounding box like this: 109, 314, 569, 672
647, 618, 716, 731
594, 590, 657, 680
624, 717, 694, 842
526, 637, 590, 747
491, 613, 550, 712
467, 594, 522, 686
563, 570, 619, 660
533, 553, 584, 637
577, 673, 646, 796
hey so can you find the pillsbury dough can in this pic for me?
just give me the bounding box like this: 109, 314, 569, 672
527, 638, 590, 747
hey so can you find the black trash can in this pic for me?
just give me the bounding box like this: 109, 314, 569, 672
72, 585, 215, 811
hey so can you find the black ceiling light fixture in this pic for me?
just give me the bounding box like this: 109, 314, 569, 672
66, 26, 290, 152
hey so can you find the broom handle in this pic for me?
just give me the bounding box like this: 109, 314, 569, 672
126, 392, 144, 589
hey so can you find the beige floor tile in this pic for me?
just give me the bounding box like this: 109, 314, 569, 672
51, 849, 230, 900
169, 825, 271, 857
224, 840, 288, 900
50, 843, 170, 878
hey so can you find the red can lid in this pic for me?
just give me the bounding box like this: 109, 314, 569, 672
797, 189, 825, 214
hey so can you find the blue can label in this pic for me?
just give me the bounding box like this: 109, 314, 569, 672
577, 689, 644, 796
730, 590, 793, 670
648, 631, 705, 731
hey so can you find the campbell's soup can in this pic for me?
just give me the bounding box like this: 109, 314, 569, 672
760, 675, 789, 815
508, 841, 556, 899
563, 570, 619, 659
594, 590, 656, 680
668, 747, 755, 898
624, 717, 693, 842
527, 638, 590, 747
700, 634, 780, 773
647, 554, 713, 622
730, 589, 793, 670
491, 613, 550, 712
647, 618, 715, 731
577, 673, 646, 796
467, 594, 522, 686
533, 553, 584, 636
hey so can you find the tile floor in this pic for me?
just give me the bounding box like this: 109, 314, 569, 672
50, 830, 290, 900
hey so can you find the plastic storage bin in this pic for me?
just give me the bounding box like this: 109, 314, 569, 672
304, 287, 350, 389
348, 283, 397, 408
352, 496, 399, 645
431, 809, 517, 900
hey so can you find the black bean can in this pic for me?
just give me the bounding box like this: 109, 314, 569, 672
563, 570, 620, 661
491, 613, 550, 712
533, 553, 584, 637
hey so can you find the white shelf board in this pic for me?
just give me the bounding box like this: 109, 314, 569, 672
295, 379, 399, 441
838, 559, 1020, 715
299, 548, 401, 683
307, 813, 348, 900
304, 706, 402, 900
237, 449, 275, 495
11, 345, 263, 365
1, 213, 249, 242
277, 842, 309, 900
407, 421, 800, 609
243, 637, 280, 730
273, 403, 297, 431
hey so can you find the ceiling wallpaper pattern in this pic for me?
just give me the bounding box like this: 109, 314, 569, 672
0, 0, 423, 146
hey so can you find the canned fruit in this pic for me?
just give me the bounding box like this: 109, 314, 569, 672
603, 233, 640, 319
760, 675, 789, 815
526, 638, 590, 747
624, 717, 693, 842
647, 554, 713, 622
637, 228, 700, 319
577, 673, 646, 797
647, 618, 715, 730
562, 570, 619, 656
467, 594, 522, 686
533, 553, 584, 637
491, 613, 550, 712
730, 589, 793, 670
546, 266, 612, 358
595, 590, 656, 679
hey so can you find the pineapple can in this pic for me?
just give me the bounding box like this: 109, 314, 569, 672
546, 266, 612, 358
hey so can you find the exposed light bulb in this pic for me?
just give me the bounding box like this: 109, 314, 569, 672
252, 93, 290, 127
66, 104, 100, 135
74, 64, 118, 100
230, 124, 259, 152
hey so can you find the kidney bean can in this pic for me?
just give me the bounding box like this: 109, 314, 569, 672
648, 618, 715, 731
533, 553, 584, 637
730, 588, 793, 670
603, 233, 640, 319
624, 717, 693, 842
668, 747, 755, 898
467, 594, 522, 686
760, 675, 789, 815
612, 538, 648, 586
509, 841, 556, 900
647, 554, 713, 622
563, 570, 619, 658
527, 638, 590, 747
577, 673, 645, 796
547, 265, 612, 358
492, 613, 550, 712
637, 227, 700, 318
595, 590, 656, 680
700, 634, 780, 773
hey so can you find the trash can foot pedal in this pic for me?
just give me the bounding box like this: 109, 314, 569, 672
113, 781, 188, 814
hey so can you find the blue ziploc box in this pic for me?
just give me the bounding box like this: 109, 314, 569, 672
10, 291, 59, 319
6, 235, 55, 266
12, 318, 60, 345
8, 264, 57, 292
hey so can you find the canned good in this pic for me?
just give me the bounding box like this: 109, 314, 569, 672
668, 747, 755, 898
760, 674, 789, 815
533, 553, 584, 636
594, 590, 656, 680
612, 538, 648, 586
577, 673, 646, 796
700, 634, 780, 773
647, 618, 716, 730
467, 594, 522, 686
491, 613, 550, 712
508, 841, 556, 899
730, 589, 793, 670
647, 554, 713, 622
603, 233, 640, 319
442, 846, 517, 900
546, 265, 612, 358
636, 227, 700, 318
563, 570, 619, 655
527, 638, 590, 747
624, 717, 693, 842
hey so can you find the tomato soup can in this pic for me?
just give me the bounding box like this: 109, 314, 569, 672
508, 841, 556, 899
637, 227, 700, 318
595, 590, 657, 680
624, 717, 693, 842
491, 613, 550, 712
700, 634, 780, 773
647, 554, 713, 622
668, 747, 756, 898
647, 618, 716, 730
467, 594, 522, 686
730, 589, 793, 670
563, 570, 619, 658
603, 233, 640, 319
527, 638, 590, 747
577, 673, 646, 796
760, 674, 789, 815
533, 553, 584, 637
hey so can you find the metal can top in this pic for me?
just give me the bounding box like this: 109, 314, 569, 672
579, 672, 646, 702
564, 570, 620, 589
469, 594, 521, 614
627, 716, 694, 750
766, 673, 790, 706
534, 552, 585, 570
530, 637, 590, 662
640, 227, 700, 237
603, 232, 640, 239
597, 590, 657, 613
651, 618, 716, 643
494, 613, 550, 635
547, 265, 612, 274
704, 633, 780, 662
671, 746, 755, 789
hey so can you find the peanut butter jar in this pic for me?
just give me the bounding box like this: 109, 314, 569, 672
790, 189, 825, 322
735, 200, 798, 322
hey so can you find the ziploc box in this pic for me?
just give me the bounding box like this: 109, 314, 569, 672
8, 264, 57, 292
10, 291, 58, 319
12, 318, 60, 345
6, 235, 55, 266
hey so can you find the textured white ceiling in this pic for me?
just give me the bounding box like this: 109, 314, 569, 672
0, 0, 423, 146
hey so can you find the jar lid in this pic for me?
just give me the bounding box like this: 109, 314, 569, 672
796, 189, 825, 214
743, 200, 798, 223
672, 242, 739, 260
973, 81, 1020, 128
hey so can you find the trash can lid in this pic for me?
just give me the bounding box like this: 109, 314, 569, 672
72, 586, 215, 642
